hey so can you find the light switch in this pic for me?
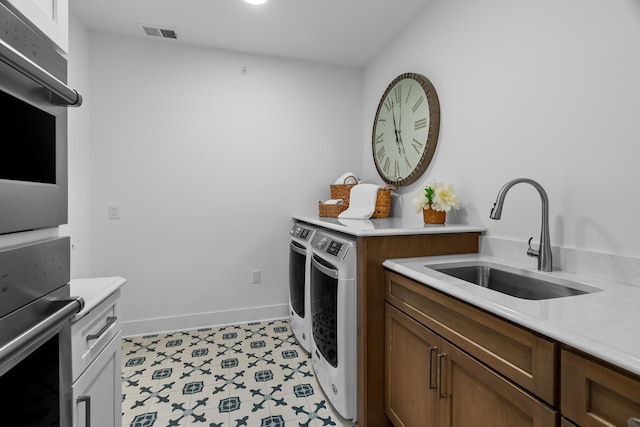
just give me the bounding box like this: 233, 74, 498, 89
108, 205, 120, 219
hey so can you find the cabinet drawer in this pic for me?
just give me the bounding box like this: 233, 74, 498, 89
561, 349, 640, 427
385, 270, 557, 405
71, 290, 121, 380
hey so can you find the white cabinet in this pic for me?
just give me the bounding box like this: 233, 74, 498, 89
1, 0, 68, 53
70, 289, 122, 427
72, 331, 122, 427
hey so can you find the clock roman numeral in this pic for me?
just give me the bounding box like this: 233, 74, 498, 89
375, 133, 384, 144
405, 156, 412, 170
405, 84, 413, 104
412, 138, 424, 154
394, 160, 399, 178
412, 96, 424, 113
415, 118, 427, 130
377, 145, 386, 160
383, 157, 390, 174
394, 85, 402, 104
384, 98, 392, 112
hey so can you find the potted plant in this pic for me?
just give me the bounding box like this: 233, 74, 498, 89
413, 181, 461, 224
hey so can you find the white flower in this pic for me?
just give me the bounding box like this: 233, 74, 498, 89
413, 181, 461, 213
412, 192, 428, 213
431, 182, 461, 212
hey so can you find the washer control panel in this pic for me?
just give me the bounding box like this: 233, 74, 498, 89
311, 232, 352, 261
290, 223, 315, 242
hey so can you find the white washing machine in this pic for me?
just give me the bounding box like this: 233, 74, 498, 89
289, 221, 316, 353
310, 229, 357, 422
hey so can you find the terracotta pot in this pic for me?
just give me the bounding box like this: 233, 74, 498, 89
423, 206, 446, 224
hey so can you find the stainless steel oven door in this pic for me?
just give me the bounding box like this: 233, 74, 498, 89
0, 287, 83, 426
0, 2, 82, 235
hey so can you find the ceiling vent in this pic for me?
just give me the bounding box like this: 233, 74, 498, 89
141, 25, 178, 39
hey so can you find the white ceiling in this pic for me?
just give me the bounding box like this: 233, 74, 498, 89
70, 0, 432, 68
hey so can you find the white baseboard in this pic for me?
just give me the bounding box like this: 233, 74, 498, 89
121, 303, 290, 338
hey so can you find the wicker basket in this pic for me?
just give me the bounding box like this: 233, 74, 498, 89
319, 185, 396, 218
372, 184, 398, 218
318, 201, 348, 217
372, 187, 392, 218
329, 175, 359, 204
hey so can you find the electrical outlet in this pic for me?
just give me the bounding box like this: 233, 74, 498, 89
251, 270, 261, 284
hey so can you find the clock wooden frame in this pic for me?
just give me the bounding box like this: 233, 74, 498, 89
372, 72, 440, 186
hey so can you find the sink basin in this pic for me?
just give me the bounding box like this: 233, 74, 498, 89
429, 263, 601, 300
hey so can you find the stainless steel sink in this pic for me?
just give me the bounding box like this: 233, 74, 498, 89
429, 263, 601, 300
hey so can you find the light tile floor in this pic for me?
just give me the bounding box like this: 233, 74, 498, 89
121, 319, 356, 427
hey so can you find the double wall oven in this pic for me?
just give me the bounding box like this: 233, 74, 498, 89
0, 3, 83, 426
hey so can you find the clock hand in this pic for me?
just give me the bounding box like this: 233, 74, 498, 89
397, 100, 405, 154
391, 101, 399, 141
390, 101, 402, 154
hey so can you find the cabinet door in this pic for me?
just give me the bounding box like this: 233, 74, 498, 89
385, 304, 439, 427
439, 339, 558, 427
561, 349, 640, 427
72, 332, 122, 427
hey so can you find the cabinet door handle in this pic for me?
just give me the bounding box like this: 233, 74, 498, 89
628, 417, 640, 427
428, 346, 438, 389
77, 395, 91, 427
437, 352, 447, 399
86, 316, 117, 341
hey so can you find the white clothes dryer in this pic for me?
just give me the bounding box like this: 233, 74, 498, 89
288, 221, 316, 353
310, 229, 357, 422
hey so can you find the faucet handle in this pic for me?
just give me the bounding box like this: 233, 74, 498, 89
527, 237, 540, 258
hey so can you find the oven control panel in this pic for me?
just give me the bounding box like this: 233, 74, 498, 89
311, 232, 353, 261
290, 223, 315, 242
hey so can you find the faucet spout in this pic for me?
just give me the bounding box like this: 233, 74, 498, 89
490, 178, 553, 272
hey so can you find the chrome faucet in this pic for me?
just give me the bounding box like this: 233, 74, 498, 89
489, 178, 553, 272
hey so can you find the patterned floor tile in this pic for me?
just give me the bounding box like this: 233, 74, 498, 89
122, 319, 356, 427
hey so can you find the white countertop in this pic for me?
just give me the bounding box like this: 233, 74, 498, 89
383, 254, 640, 377
70, 276, 127, 320
293, 215, 485, 237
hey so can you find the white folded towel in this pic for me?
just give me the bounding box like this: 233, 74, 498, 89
323, 199, 343, 205
338, 184, 380, 219
334, 172, 360, 185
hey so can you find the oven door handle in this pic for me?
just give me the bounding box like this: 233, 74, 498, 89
0, 297, 84, 373
0, 38, 83, 106
312, 255, 339, 279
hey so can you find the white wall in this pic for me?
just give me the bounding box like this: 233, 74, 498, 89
363, 0, 640, 260
62, 10, 93, 279
87, 33, 362, 333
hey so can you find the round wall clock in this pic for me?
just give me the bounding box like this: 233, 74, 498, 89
372, 72, 440, 186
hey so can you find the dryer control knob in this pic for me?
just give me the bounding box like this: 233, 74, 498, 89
317, 238, 327, 249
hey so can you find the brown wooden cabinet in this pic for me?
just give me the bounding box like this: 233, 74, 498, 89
385, 303, 439, 427
561, 349, 640, 427
356, 232, 481, 426
384, 269, 557, 405
384, 270, 560, 427
384, 268, 640, 427
385, 303, 558, 427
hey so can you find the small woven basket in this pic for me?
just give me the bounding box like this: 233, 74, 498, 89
423, 206, 446, 224
371, 184, 397, 218
318, 201, 348, 217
